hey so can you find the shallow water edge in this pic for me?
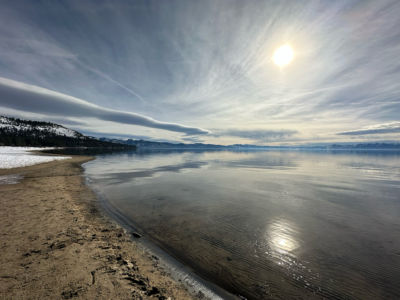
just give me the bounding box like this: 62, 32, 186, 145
85, 170, 239, 300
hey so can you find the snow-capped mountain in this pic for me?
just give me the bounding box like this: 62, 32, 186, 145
0, 116, 82, 139
0, 116, 133, 148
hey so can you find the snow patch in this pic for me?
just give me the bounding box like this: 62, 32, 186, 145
0, 147, 70, 169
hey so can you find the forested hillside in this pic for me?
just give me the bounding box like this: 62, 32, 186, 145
0, 116, 134, 148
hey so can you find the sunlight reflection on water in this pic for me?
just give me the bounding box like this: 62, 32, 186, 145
265, 218, 320, 289
268, 218, 299, 254
265, 218, 301, 270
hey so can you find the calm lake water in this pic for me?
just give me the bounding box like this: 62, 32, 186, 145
83, 150, 400, 299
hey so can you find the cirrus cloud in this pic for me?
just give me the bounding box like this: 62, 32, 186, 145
337, 122, 400, 135
213, 129, 297, 142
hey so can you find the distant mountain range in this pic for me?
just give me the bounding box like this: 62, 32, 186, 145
100, 137, 400, 150
1, 116, 400, 150
98, 137, 227, 149
0, 116, 133, 148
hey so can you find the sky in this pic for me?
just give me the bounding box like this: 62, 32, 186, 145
1, 0, 400, 145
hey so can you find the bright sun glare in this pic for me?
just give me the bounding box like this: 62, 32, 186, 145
272, 44, 294, 67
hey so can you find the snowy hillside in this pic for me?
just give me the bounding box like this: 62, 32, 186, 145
0, 116, 134, 148
0, 116, 81, 138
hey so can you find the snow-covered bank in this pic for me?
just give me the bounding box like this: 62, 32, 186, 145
0, 147, 70, 169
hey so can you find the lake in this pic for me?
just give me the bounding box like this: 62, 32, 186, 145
83, 149, 400, 299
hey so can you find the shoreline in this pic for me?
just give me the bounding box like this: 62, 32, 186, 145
0, 156, 197, 299
92, 180, 238, 300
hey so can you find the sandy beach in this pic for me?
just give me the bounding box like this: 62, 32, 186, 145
0, 156, 195, 299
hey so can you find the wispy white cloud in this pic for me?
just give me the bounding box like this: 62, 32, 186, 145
338, 122, 400, 135
75, 60, 146, 104
213, 129, 297, 143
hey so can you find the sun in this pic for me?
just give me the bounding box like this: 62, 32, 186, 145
272, 44, 294, 67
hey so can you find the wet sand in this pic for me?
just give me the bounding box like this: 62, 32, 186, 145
0, 156, 195, 299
